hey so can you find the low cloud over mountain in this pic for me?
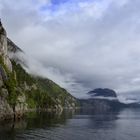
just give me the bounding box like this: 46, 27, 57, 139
1, 0, 140, 100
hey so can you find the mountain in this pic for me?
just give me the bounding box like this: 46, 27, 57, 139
79, 88, 126, 111
80, 88, 140, 111
0, 21, 78, 120
79, 98, 126, 111
88, 88, 117, 98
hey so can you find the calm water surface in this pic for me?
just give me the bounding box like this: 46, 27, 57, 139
0, 109, 140, 140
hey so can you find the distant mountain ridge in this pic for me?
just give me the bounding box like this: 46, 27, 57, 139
88, 88, 117, 98
79, 88, 140, 111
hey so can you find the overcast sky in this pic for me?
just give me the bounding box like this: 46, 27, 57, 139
1, 0, 140, 102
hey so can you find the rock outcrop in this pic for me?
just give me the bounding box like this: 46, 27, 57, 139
0, 21, 27, 120
0, 21, 12, 71
0, 21, 78, 121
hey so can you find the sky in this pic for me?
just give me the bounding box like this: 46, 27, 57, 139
1, 0, 140, 102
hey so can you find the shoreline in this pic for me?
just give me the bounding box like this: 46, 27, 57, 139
0, 107, 79, 122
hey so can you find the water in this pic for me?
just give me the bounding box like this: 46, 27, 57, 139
0, 108, 140, 140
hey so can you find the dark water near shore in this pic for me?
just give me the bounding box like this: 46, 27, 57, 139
0, 109, 140, 140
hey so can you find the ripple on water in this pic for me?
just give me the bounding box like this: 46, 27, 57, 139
1, 109, 140, 140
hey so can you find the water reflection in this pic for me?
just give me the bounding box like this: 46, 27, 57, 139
70, 108, 120, 130
0, 110, 75, 140
0, 109, 140, 140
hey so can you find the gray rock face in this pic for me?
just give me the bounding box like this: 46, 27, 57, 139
0, 95, 13, 120
0, 74, 3, 87
0, 21, 78, 121
0, 22, 27, 120
0, 93, 27, 120
0, 64, 8, 81
0, 87, 28, 120
15, 94, 28, 118
1, 88, 8, 99
0, 23, 12, 72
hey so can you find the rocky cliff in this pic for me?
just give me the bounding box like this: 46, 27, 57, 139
0, 21, 78, 120
0, 23, 12, 72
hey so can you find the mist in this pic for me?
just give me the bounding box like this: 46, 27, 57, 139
1, 0, 140, 102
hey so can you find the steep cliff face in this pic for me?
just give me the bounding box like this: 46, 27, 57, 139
0, 22, 78, 120
0, 24, 12, 71
0, 22, 27, 120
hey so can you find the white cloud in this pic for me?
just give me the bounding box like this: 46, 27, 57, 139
1, 0, 140, 101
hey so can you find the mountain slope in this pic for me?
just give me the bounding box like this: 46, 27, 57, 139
0, 21, 77, 120
11, 60, 77, 110
79, 88, 126, 111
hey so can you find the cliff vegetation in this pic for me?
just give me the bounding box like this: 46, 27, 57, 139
0, 21, 78, 120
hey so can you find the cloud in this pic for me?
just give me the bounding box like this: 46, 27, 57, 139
90, 96, 118, 101
1, 0, 140, 101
